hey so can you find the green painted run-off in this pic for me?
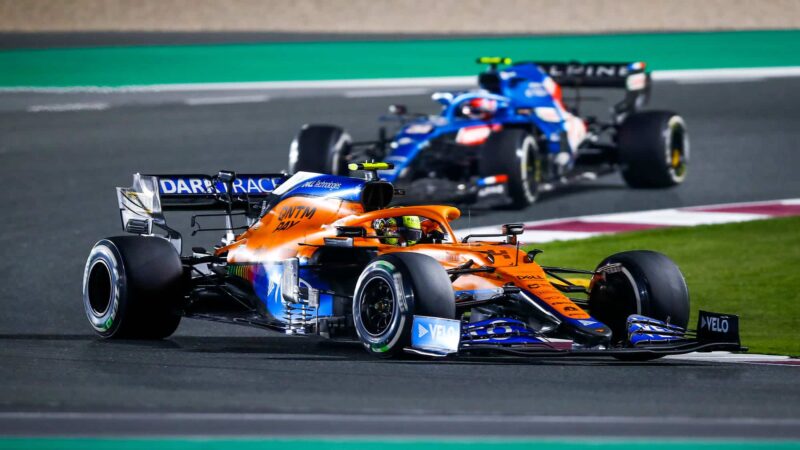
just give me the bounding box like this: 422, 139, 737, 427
0, 30, 798, 87
1, 438, 799, 450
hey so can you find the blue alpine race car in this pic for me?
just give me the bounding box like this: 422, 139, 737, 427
289, 58, 689, 209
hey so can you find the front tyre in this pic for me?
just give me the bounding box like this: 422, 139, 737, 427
588, 250, 690, 351
352, 253, 455, 358
617, 111, 689, 188
288, 124, 351, 175
82, 236, 184, 339
480, 129, 540, 209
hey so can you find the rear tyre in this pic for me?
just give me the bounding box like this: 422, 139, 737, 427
82, 236, 184, 339
617, 111, 689, 188
289, 124, 352, 175
588, 250, 690, 360
352, 253, 455, 358
480, 129, 540, 209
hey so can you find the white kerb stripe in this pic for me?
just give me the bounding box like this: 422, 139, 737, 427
581, 209, 767, 226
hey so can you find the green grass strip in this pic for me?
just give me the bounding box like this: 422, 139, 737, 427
0, 30, 798, 87
529, 216, 800, 356
1, 438, 799, 450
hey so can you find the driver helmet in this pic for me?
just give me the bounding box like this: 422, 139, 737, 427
373, 216, 422, 246
461, 98, 497, 120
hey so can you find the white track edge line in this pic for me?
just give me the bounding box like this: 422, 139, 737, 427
0, 411, 798, 426
455, 198, 800, 235
3, 66, 800, 94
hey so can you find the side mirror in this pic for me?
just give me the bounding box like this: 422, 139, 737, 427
502, 223, 524, 245
388, 104, 407, 115
502, 223, 524, 235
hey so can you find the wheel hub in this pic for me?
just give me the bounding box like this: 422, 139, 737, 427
360, 278, 396, 336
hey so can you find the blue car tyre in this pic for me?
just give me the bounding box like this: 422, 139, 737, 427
289, 124, 352, 176
617, 111, 689, 188
480, 129, 541, 209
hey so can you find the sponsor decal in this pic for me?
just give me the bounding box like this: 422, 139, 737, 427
626, 72, 648, 91
278, 205, 317, 221
517, 274, 545, 280
701, 315, 729, 333
301, 180, 342, 190
477, 174, 508, 187
697, 311, 739, 345
499, 71, 517, 80
542, 63, 633, 79
456, 125, 492, 146
535, 107, 562, 123
159, 177, 210, 195
404, 123, 434, 134
158, 176, 280, 195
525, 82, 548, 97
411, 316, 460, 353
477, 184, 504, 197
485, 249, 512, 260
275, 205, 316, 232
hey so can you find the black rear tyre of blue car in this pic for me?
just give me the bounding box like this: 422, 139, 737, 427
289, 124, 352, 175
480, 129, 540, 209
617, 111, 689, 188
82, 236, 184, 339
352, 253, 455, 358
588, 250, 690, 360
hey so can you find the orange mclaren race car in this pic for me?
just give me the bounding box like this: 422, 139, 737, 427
83, 163, 741, 360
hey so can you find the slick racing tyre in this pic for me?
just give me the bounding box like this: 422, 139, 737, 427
617, 111, 689, 188
352, 253, 455, 358
82, 236, 184, 339
588, 250, 690, 359
480, 128, 541, 209
289, 124, 352, 175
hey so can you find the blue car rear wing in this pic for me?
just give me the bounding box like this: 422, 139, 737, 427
524, 61, 649, 91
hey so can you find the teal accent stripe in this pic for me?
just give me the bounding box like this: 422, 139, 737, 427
0, 30, 798, 87
1, 438, 799, 450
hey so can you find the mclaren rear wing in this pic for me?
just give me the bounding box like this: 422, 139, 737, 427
116, 172, 287, 252
146, 172, 285, 209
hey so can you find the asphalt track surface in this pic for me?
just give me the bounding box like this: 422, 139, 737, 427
1, 77, 799, 439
